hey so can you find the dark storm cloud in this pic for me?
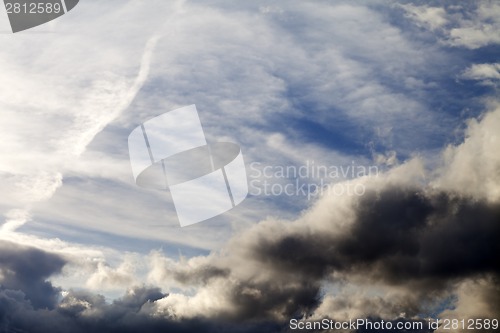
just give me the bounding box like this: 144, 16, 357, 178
0, 288, 283, 333
228, 277, 321, 321
144, 185, 499, 323
163, 186, 499, 322
0, 240, 65, 309
254, 187, 500, 283
241, 187, 500, 317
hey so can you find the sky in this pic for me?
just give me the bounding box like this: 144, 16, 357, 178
0, 0, 499, 332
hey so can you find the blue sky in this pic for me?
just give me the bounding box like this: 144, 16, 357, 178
0, 1, 499, 332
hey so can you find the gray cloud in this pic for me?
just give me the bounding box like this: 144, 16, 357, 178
0, 287, 282, 333
253, 188, 499, 320
0, 241, 282, 332
0, 240, 65, 309
256, 189, 500, 282
152, 187, 499, 323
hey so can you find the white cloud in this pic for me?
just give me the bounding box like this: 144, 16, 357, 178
400, 4, 448, 30
448, 2, 500, 49
402, 2, 500, 49
0, 1, 176, 248
1, 209, 32, 233
433, 101, 500, 202
460, 63, 500, 86
85, 254, 140, 291
437, 277, 499, 328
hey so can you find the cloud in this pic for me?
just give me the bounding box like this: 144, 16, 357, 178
437, 276, 500, 329
461, 63, 500, 81
1, 282, 277, 333
401, 1, 500, 49
1, 209, 31, 234
400, 4, 448, 30
85, 255, 139, 291
0, 240, 65, 309
460, 63, 500, 87
448, 2, 500, 49
0, 1, 165, 241
0, 239, 272, 332
255, 189, 499, 283
433, 102, 500, 202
